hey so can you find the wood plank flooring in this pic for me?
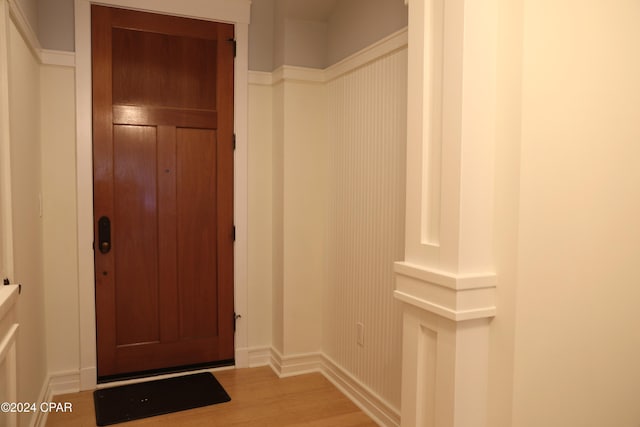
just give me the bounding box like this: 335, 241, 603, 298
45, 366, 378, 426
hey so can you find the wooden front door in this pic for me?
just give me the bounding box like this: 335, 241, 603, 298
92, 5, 235, 379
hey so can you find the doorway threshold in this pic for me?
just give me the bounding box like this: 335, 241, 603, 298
97, 359, 235, 385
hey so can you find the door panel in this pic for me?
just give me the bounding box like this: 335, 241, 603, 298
111, 28, 217, 110
176, 128, 218, 340
113, 125, 159, 347
92, 5, 234, 378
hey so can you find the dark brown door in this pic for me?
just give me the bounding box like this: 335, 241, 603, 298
91, 5, 235, 378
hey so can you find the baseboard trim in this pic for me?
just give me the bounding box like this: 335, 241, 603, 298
268, 348, 400, 427
321, 355, 400, 427
270, 348, 323, 377
31, 370, 81, 427
46, 371, 81, 397
247, 346, 271, 367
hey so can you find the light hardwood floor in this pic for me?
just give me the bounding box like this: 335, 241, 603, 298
45, 366, 378, 426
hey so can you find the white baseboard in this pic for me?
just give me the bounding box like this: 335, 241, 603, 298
32, 371, 81, 427
79, 366, 96, 390
268, 348, 400, 427
270, 348, 323, 377
321, 355, 400, 427
46, 371, 81, 397
235, 347, 249, 368
247, 346, 271, 367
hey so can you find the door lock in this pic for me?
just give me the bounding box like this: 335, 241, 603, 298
98, 216, 111, 254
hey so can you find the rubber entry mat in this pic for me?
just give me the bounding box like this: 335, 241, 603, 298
93, 372, 231, 425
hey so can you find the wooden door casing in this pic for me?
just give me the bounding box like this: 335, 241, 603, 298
92, 5, 234, 378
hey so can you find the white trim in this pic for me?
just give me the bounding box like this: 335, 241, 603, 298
250, 28, 408, 87
0, 322, 17, 371
394, 290, 496, 322
394, 262, 496, 322
247, 346, 271, 367
0, 0, 15, 281
74, 0, 251, 390
269, 348, 323, 378
40, 49, 75, 67
0, 284, 18, 322
0, 325, 17, 427
6, 0, 40, 59
7, 0, 77, 68
74, 0, 96, 391
33, 371, 81, 427
394, 261, 496, 291
45, 371, 81, 397
233, 21, 250, 369
248, 71, 273, 86
272, 65, 325, 85
88, 0, 250, 24
29, 367, 50, 427
322, 355, 401, 427
325, 28, 408, 82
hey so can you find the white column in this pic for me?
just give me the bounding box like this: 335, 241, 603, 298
395, 0, 498, 425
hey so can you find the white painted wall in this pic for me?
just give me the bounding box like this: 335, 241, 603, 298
272, 77, 326, 356
7, 17, 47, 427
40, 64, 79, 376
248, 81, 273, 349
510, 1, 640, 425
271, 81, 285, 353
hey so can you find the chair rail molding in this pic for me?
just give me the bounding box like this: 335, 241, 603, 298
395, 0, 497, 425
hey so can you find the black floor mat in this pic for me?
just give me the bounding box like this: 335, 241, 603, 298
93, 372, 231, 426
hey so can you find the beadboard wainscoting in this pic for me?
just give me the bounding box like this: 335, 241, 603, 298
249, 29, 408, 427
324, 40, 406, 414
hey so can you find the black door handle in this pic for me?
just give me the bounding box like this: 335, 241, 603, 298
98, 216, 111, 254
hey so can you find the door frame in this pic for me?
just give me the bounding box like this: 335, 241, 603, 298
74, 0, 251, 390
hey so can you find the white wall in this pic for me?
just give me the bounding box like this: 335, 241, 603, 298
271, 77, 326, 356
509, 1, 640, 426
248, 81, 273, 349
40, 64, 79, 377
7, 17, 47, 427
